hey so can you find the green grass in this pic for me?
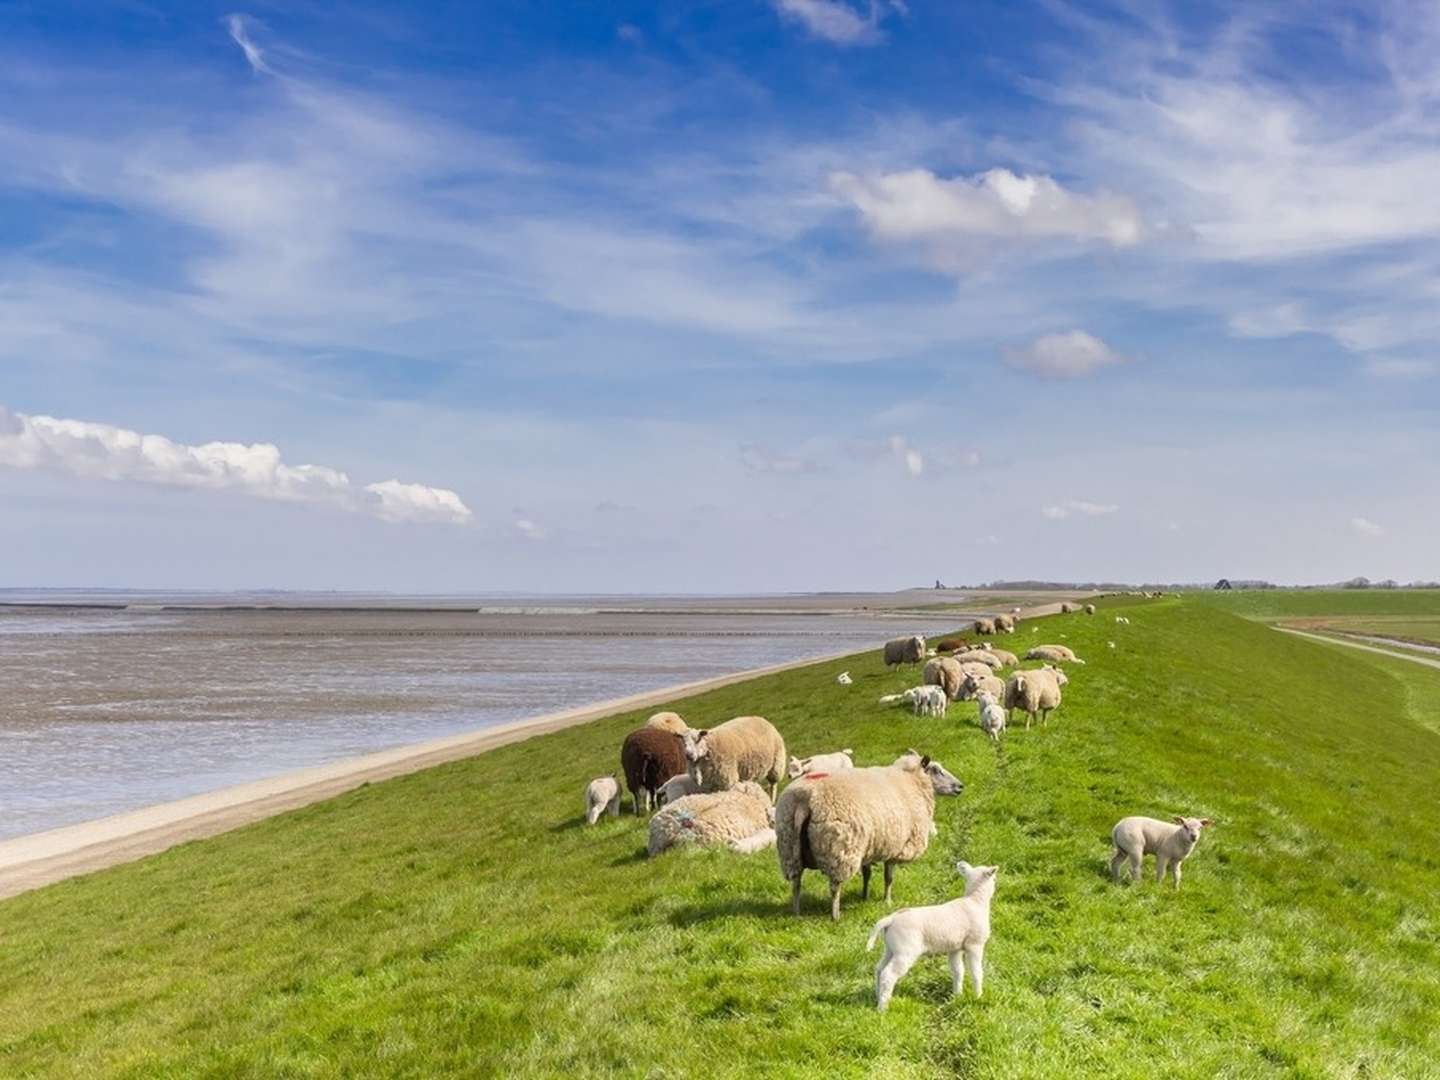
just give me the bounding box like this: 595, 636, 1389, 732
1194, 588, 1440, 620
3, 598, 1440, 1077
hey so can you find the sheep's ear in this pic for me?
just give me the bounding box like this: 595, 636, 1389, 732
1173, 815, 1187, 825
696, 729, 709, 740
1200, 818, 1214, 827
921, 755, 932, 768
982, 866, 998, 879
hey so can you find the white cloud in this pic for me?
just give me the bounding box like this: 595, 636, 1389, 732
0, 405, 471, 525
225, 14, 273, 75
1350, 516, 1385, 538
887, 434, 924, 477
1003, 331, 1130, 379
772, 0, 896, 46
1042, 499, 1119, 520
1364, 358, 1436, 379
739, 443, 822, 474
514, 518, 547, 541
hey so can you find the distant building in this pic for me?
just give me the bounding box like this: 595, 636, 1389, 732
1214, 579, 1233, 590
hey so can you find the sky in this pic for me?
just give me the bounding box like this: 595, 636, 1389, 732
1, 0, 1437, 592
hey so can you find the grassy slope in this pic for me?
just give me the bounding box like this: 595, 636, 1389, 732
3, 599, 1440, 1078
1194, 588, 1440, 620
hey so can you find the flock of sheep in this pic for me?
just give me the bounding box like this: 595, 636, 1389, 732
580, 599, 1212, 1010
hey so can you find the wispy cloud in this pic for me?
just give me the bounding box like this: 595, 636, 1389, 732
739, 443, 823, 474
771, 1, 899, 46
1364, 358, 1436, 379
225, 13, 273, 75
1042, 499, 1119, 520
1350, 516, 1385, 538
0, 405, 471, 525
514, 517, 548, 541
1003, 331, 1130, 379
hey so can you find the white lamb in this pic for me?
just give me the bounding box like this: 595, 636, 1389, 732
975, 691, 1006, 741
878, 686, 948, 717
584, 775, 621, 824
1110, 815, 1213, 889
868, 861, 999, 1010
656, 773, 701, 806
836, 671, 853, 685
787, 748, 855, 779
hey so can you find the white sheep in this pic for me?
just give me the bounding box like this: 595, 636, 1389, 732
956, 669, 1004, 703
1110, 815, 1213, 888
836, 671, 853, 686
1026, 644, 1085, 665
868, 861, 999, 1009
1002, 665, 1067, 729
647, 782, 778, 857
656, 772, 701, 806
911, 684, 948, 717
1083, 603, 1097, 615
787, 748, 855, 779
951, 649, 1004, 671
883, 635, 927, 667
976, 691, 1006, 741
645, 711, 690, 735
584, 775, 621, 824
680, 715, 787, 801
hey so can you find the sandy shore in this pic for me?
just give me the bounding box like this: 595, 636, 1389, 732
0, 599, 1077, 901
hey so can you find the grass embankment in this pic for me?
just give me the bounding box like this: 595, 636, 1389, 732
3, 597, 1440, 1077
1199, 589, 1440, 652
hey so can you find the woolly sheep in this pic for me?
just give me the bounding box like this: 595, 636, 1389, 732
656, 772, 701, 806
975, 691, 1006, 741
973, 618, 997, 635
934, 637, 970, 654
1110, 815, 1213, 889
776, 750, 964, 919
621, 727, 689, 814
910, 685, 948, 717
645, 711, 690, 735
883, 635, 927, 667
787, 748, 855, 779
983, 646, 1019, 666
1083, 603, 1097, 615
957, 669, 1004, 703
647, 782, 777, 857
1060, 602, 1078, 614
1026, 644, 1085, 664
1002, 666, 1067, 729
681, 715, 787, 801
952, 649, 1004, 670
993, 613, 1016, 633
923, 656, 965, 699
836, 671, 853, 685
869, 861, 999, 1009
584, 775, 621, 824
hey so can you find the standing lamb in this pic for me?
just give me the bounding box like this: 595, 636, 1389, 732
883, 635, 927, 667
878, 686, 948, 716
787, 748, 855, 779
645, 711, 690, 735
647, 782, 777, 857
923, 656, 965, 699
1026, 644, 1085, 664
868, 861, 999, 1009
775, 751, 964, 920
975, 691, 1006, 741
1002, 666, 1067, 729
584, 775, 622, 824
620, 727, 689, 814
956, 669, 1004, 703
681, 715, 787, 801
1111, 815, 1213, 888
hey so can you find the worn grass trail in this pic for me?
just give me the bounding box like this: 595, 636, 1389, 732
1, 597, 1439, 1077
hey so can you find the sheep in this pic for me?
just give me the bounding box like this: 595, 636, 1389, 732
645, 711, 690, 735
879, 686, 946, 714
647, 782, 777, 857
973, 618, 997, 635
1026, 644, 1085, 665
787, 748, 855, 779
993, 613, 1016, 633
656, 772, 701, 806
1060, 602, 1078, 614
883, 635, 927, 667
776, 750, 964, 919
923, 656, 964, 699
869, 861, 999, 1009
1002, 666, 1067, 729
952, 649, 1004, 670
956, 669, 1004, 703
976, 691, 1006, 741
836, 671, 853, 686
620, 727, 689, 814
680, 715, 787, 801
1110, 816, 1213, 888
985, 646, 1019, 666
933, 637, 970, 654
1083, 603, 1097, 615
584, 775, 621, 824
910, 685, 948, 717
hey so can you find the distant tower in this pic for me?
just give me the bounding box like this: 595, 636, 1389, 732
1214, 578, 1233, 590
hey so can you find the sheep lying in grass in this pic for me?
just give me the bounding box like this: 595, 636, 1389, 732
836, 671, 853, 686
980, 646, 1019, 667
868, 861, 998, 1009
879, 685, 948, 717
952, 649, 1004, 670
776, 750, 964, 919
956, 669, 1004, 703
1026, 644, 1085, 665
994, 613, 1016, 633
648, 782, 777, 857
656, 773, 701, 806
787, 748, 855, 779
621, 728, 689, 814
976, 691, 1006, 741
1111, 816, 1213, 888
883, 635, 927, 667
1002, 666, 1067, 729
584, 775, 621, 824
974, 618, 997, 635
681, 715, 787, 801
645, 711, 690, 735
1084, 603, 1097, 615
934, 638, 970, 654
923, 656, 964, 699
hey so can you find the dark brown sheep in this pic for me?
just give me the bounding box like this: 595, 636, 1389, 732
934, 638, 972, 654
620, 727, 688, 815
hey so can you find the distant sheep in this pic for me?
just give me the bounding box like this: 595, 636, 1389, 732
776, 751, 964, 919
836, 671, 853, 686
645, 711, 690, 735
787, 748, 855, 779
1111, 816, 1213, 888
923, 656, 965, 699
957, 669, 1004, 703
933, 638, 970, 654
1002, 666, 1067, 729
869, 861, 998, 1009
993, 613, 1016, 633
1083, 603, 1096, 615
681, 715, 787, 801
656, 773, 701, 806
976, 691, 1006, 741
648, 782, 777, 857
883, 635, 927, 667
621, 728, 689, 814
1060, 602, 1078, 614
584, 775, 621, 824
973, 618, 997, 635
1026, 644, 1085, 665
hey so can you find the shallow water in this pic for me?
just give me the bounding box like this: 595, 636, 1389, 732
0, 598, 975, 839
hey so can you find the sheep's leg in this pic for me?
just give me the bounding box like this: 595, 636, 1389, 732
875, 950, 917, 1011
964, 943, 985, 997
1128, 852, 1143, 883
883, 862, 896, 904
1109, 849, 1127, 882
830, 879, 844, 921
632, 791, 643, 816
948, 951, 965, 995
791, 873, 804, 916
609, 796, 620, 818
1172, 859, 1183, 890
1155, 855, 1169, 884
861, 864, 872, 900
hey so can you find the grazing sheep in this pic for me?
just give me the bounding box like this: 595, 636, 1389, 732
645, 711, 690, 735
776, 750, 964, 919
621, 727, 689, 814
656, 772, 701, 806
1083, 603, 1097, 615
681, 715, 787, 801
584, 775, 621, 824
973, 618, 997, 635
869, 861, 999, 1009
1026, 644, 1085, 665
883, 635, 927, 667
952, 649, 1004, 670
836, 671, 853, 686
1060, 602, 1078, 614
957, 669, 1005, 704
976, 691, 1006, 741
787, 748, 855, 779
648, 782, 777, 857
923, 656, 965, 699
994, 613, 1016, 633
1111, 816, 1213, 888
1002, 666, 1067, 729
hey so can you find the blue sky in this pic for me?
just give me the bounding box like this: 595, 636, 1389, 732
1, 0, 1437, 591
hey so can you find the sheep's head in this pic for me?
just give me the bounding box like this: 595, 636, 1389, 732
1054, 669, 1070, 686
1173, 816, 1213, 845
955, 861, 999, 893
975, 690, 997, 707
918, 755, 964, 796
786, 755, 807, 779
681, 729, 711, 764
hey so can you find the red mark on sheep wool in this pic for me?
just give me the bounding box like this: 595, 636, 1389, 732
805, 772, 829, 780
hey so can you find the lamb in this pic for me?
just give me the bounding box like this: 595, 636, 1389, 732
879, 686, 947, 716
680, 715, 787, 801
1083, 603, 1097, 615
620, 727, 689, 814
1002, 666, 1067, 729
836, 671, 853, 686
645, 711, 690, 735
956, 669, 1004, 703
883, 635, 927, 667
787, 748, 855, 779
656, 772, 701, 806
647, 782, 777, 857
993, 613, 1016, 633
1026, 644, 1085, 664
975, 691, 1006, 741
584, 775, 621, 824
923, 656, 965, 699
1110, 815, 1213, 889
973, 618, 997, 635
868, 861, 999, 1009
776, 750, 964, 919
